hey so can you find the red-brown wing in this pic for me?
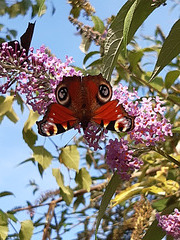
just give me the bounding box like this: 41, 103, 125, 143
36, 103, 78, 136
92, 100, 135, 132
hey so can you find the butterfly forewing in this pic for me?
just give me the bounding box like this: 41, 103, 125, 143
37, 103, 78, 136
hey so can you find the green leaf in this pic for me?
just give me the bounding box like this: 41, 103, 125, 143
152, 198, 169, 211
75, 168, 92, 192
167, 94, 180, 104
23, 110, 39, 132
142, 219, 165, 240
172, 127, 180, 133
0, 210, 8, 240
165, 70, 180, 89
86, 58, 103, 68
60, 145, 80, 172
149, 76, 164, 92
123, 0, 139, 55
150, 19, 180, 81
32, 146, 52, 169
92, 16, 105, 34
19, 220, 34, 240
0, 96, 14, 116
79, 33, 91, 53
0, 191, 14, 198
103, 0, 156, 81
23, 129, 37, 148
95, 173, 120, 239
5, 109, 19, 123
37, 0, 46, 17
83, 51, 100, 66
52, 168, 73, 205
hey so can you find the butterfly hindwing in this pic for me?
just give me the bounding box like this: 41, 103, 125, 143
37, 103, 77, 136
93, 100, 135, 132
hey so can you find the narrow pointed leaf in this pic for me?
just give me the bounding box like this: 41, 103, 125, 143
95, 172, 120, 239
150, 19, 180, 81
123, 0, 139, 54
103, 0, 156, 81
83, 51, 100, 65
0, 191, 14, 198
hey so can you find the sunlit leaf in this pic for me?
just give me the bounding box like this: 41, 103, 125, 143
0, 210, 8, 240
123, 0, 139, 55
75, 168, 92, 192
60, 145, 80, 172
19, 220, 34, 240
23, 128, 37, 149
23, 110, 39, 132
5, 109, 19, 123
111, 183, 143, 207
150, 19, 180, 81
0, 96, 14, 116
92, 16, 105, 34
32, 146, 52, 169
37, 0, 46, 17
95, 172, 120, 239
52, 168, 73, 205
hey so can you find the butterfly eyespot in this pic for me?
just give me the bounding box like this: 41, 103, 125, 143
56, 85, 70, 106
115, 117, 133, 132
97, 83, 112, 103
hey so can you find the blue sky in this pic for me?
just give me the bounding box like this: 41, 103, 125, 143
0, 0, 180, 238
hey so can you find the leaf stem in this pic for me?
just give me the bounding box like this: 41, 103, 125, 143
152, 146, 180, 167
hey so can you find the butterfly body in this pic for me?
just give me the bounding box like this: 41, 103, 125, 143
37, 74, 135, 136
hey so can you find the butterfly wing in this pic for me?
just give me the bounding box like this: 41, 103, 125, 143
92, 100, 135, 132
37, 103, 78, 136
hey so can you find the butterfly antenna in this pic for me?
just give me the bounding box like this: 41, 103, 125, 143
63, 132, 79, 148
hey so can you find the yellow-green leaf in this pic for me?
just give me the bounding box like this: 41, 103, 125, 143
60, 145, 80, 172
165, 70, 180, 89
0, 210, 8, 240
23, 110, 39, 132
142, 186, 165, 195
111, 183, 143, 207
75, 168, 92, 192
52, 168, 73, 205
0, 96, 14, 116
32, 146, 52, 169
19, 220, 34, 240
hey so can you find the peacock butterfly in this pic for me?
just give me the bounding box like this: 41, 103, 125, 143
36, 74, 135, 136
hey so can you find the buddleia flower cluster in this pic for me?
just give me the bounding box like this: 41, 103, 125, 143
156, 208, 180, 239
104, 84, 173, 179
0, 43, 81, 114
